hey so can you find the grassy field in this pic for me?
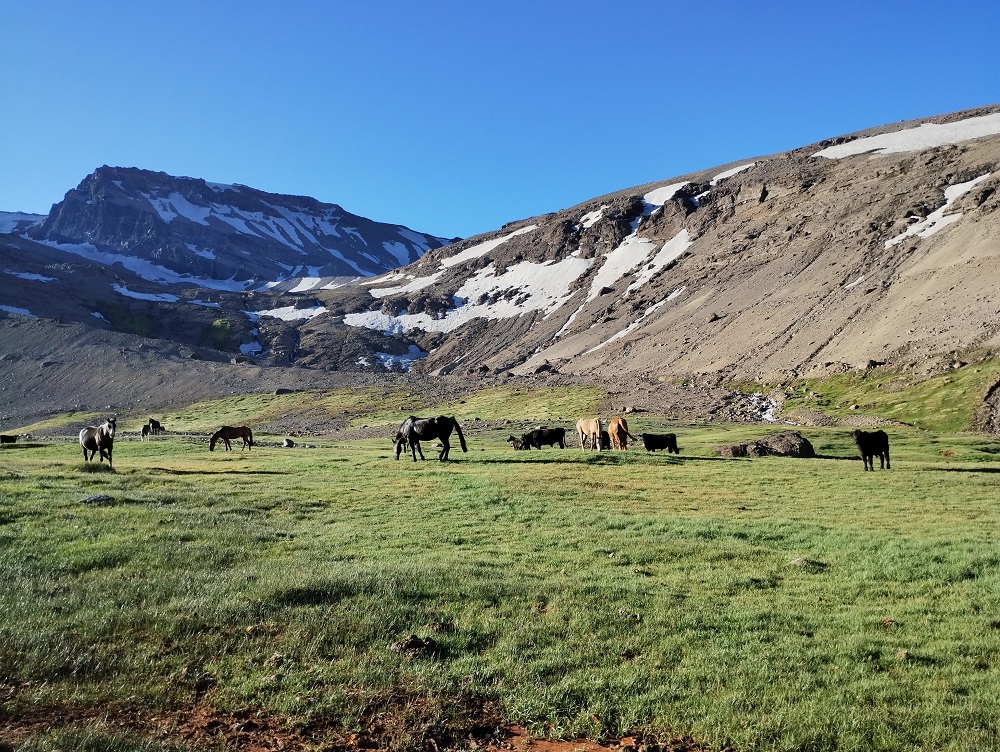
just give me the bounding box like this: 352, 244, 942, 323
3, 388, 1000, 751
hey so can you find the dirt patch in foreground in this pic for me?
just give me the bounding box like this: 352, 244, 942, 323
0, 702, 721, 752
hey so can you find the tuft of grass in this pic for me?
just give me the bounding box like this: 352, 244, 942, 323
201, 318, 232, 349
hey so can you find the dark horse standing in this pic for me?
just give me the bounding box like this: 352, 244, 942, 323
853, 429, 890, 471
210, 426, 254, 451
79, 417, 117, 468
394, 415, 468, 462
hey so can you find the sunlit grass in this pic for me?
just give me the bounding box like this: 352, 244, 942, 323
4, 419, 1000, 750
780, 357, 1000, 432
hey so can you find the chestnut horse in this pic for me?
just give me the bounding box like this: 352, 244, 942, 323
210, 426, 254, 451
607, 416, 638, 450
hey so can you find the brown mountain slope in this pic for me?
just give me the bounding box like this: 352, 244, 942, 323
341, 106, 1000, 386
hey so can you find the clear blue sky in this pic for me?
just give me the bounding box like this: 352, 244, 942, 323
3, 0, 998, 239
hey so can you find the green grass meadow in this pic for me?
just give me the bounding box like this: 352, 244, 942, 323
3, 384, 1000, 750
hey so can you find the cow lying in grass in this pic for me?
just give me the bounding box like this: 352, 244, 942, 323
641, 432, 680, 454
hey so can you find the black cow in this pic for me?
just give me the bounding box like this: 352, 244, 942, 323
0, 435, 17, 444
641, 432, 680, 454
521, 427, 566, 449
853, 429, 890, 471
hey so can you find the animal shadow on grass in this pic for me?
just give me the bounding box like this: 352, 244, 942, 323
935, 466, 1000, 474
78, 463, 116, 474
146, 468, 291, 476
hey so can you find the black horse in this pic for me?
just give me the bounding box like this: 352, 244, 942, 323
79, 417, 117, 468
853, 429, 890, 471
394, 415, 468, 461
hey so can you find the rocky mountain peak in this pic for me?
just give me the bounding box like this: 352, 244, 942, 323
28, 166, 455, 289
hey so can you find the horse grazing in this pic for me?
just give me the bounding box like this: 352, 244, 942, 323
210, 426, 254, 451
607, 417, 638, 450
394, 415, 467, 461
148, 418, 163, 435
140, 424, 151, 441
853, 429, 890, 471
576, 418, 602, 450
79, 417, 116, 468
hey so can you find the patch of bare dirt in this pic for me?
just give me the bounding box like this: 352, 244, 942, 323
0, 702, 722, 752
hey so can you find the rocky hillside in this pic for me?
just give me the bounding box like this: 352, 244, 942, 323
2, 106, 1000, 428
27, 166, 456, 286
339, 106, 1000, 384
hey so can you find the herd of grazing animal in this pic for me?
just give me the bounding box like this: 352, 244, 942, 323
47, 410, 891, 470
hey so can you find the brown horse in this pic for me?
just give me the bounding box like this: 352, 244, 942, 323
607, 416, 639, 450
576, 418, 602, 450
80, 417, 117, 468
210, 426, 254, 451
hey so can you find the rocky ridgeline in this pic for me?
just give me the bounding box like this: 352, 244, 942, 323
29, 166, 454, 284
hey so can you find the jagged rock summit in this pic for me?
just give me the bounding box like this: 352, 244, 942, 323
28, 166, 455, 288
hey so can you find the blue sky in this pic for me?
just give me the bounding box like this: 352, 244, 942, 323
3, 0, 998, 239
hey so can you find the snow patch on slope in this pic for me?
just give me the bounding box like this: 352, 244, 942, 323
812, 112, 1000, 159
369, 271, 446, 298
711, 164, 755, 185
34, 239, 256, 290
440, 225, 538, 268
587, 236, 658, 302
624, 230, 692, 296
5, 270, 55, 282
245, 305, 327, 322
884, 173, 992, 248
642, 182, 688, 208
113, 284, 180, 302
0, 305, 36, 317
0, 212, 45, 234
585, 290, 684, 354
579, 206, 608, 228
345, 255, 592, 334
358, 344, 429, 371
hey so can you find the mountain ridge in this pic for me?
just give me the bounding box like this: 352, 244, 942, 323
337, 105, 1000, 384
2, 105, 1000, 429
26, 165, 456, 287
